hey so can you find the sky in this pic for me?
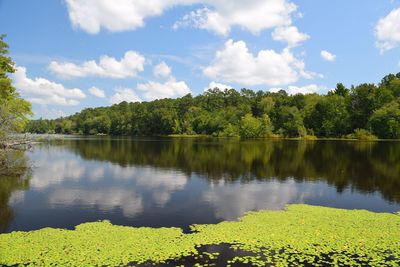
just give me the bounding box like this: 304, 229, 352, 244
1, 0, 400, 119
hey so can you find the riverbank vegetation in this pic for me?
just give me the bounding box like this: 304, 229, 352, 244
0, 149, 31, 229
1, 205, 399, 266
25, 74, 400, 139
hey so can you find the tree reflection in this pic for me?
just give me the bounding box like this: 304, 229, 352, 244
0, 150, 31, 229
56, 138, 400, 203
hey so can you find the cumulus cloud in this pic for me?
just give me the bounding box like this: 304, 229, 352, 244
173, 7, 231, 36
269, 84, 325, 95
137, 77, 191, 100
110, 88, 142, 104
89, 86, 106, 98
375, 8, 400, 53
153, 61, 172, 77
13, 66, 86, 106
108, 60, 190, 103
65, 0, 297, 35
48, 51, 145, 79
320, 50, 336, 62
203, 39, 315, 87
204, 81, 233, 92
174, 0, 297, 35
65, 0, 169, 34
272, 26, 309, 47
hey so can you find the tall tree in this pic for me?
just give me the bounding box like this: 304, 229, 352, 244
369, 101, 400, 139
0, 35, 32, 145
305, 95, 350, 137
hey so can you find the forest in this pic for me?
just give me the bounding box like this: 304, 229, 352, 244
25, 74, 400, 139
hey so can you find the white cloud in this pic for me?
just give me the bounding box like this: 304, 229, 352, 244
13, 66, 86, 106
89, 86, 106, 98
269, 84, 325, 95
174, 0, 297, 35
204, 81, 233, 92
110, 88, 142, 104
320, 50, 336, 62
153, 61, 172, 77
48, 51, 145, 79
137, 77, 191, 100
35, 107, 66, 119
203, 39, 315, 87
375, 8, 400, 53
272, 26, 309, 47
66, 0, 297, 35
108, 61, 190, 103
65, 0, 169, 34
173, 7, 231, 36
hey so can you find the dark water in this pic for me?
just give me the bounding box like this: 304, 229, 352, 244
1, 137, 400, 233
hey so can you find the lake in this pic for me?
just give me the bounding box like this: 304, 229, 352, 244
1, 137, 400, 233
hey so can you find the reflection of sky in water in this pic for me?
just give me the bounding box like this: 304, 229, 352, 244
203, 181, 318, 220
24, 148, 189, 212
5, 143, 400, 233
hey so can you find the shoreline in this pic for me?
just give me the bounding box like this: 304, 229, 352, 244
22, 133, 400, 142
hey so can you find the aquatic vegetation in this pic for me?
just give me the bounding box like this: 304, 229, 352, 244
1, 205, 399, 266
191, 205, 400, 266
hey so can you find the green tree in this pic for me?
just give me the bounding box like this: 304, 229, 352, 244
260, 114, 273, 137
273, 106, 304, 137
381, 73, 400, 98
305, 95, 350, 137
330, 83, 350, 97
348, 83, 377, 130
0, 35, 32, 144
219, 123, 239, 137
239, 114, 263, 138
369, 101, 400, 139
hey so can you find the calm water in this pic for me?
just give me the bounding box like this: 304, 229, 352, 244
1, 137, 400, 233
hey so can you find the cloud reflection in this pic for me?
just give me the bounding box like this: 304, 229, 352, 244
203, 180, 321, 220
29, 149, 86, 189
109, 165, 188, 206
48, 188, 143, 217
26, 147, 190, 217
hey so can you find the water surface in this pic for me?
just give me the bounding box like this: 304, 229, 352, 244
1, 137, 400, 233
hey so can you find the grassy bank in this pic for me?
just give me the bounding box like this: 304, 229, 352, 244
1, 205, 399, 266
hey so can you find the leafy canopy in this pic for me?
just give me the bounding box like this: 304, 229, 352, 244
0, 35, 32, 143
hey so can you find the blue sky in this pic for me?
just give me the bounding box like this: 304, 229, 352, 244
1, 0, 400, 118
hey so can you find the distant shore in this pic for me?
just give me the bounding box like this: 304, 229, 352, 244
21, 133, 400, 142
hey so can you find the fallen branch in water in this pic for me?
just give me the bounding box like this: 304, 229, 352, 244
1, 140, 33, 150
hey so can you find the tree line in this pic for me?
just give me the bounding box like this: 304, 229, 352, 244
26, 74, 400, 139
0, 33, 399, 140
